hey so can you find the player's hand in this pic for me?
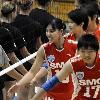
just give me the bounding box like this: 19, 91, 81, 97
30, 77, 40, 86
7, 83, 20, 97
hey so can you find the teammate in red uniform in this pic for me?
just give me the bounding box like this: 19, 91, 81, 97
8, 18, 76, 100
66, 8, 88, 41
83, 3, 100, 43
31, 34, 100, 100
75, 1, 100, 43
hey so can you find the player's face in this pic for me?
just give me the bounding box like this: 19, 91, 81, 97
68, 19, 83, 37
68, 19, 73, 31
46, 24, 61, 43
78, 47, 97, 65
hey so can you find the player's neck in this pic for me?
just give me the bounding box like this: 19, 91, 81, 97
86, 61, 95, 69
55, 37, 65, 50
38, 6, 46, 10
88, 23, 97, 34
74, 29, 84, 41
19, 11, 29, 15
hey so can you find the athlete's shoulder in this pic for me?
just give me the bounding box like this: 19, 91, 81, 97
63, 32, 71, 38
67, 39, 78, 45
70, 55, 81, 63
42, 42, 53, 47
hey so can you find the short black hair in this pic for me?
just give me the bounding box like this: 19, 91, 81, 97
80, 2, 98, 19
1, 1, 15, 17
16, 0, 33, 11
36, 0, 51, 7
49, 18, 66, 31
77, 0, 96, 5
68, 8, 88, 31
77, 34, 99, 52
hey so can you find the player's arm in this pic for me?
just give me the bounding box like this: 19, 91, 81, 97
28, 66, 48, 100
30, 61, 48, 85
28, 61, 49, 100
31, 60, 73, 100
16, 45, 45, 86
8, 45, 45, 96
5, 64, 23, 81
30, 67, 48, 85
7, 52, 28, 75
20, 46, 35, 64
2, 47, 23, 80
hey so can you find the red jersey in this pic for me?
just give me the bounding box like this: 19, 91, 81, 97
66, 31, 87, 40
43, 38, 76, 100
66, 32, 76, 41
64, 32, 78, 53
70, 54, 100, 100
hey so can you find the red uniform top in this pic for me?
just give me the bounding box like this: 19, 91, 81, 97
66, 32, 76, 41
66, 31, 87, 41
65, 32, 78, 53
70, 54, 100, 100
43, 38, 76, 100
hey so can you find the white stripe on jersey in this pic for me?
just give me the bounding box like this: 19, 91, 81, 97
71, 72, 81, 100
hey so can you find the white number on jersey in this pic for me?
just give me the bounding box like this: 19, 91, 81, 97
84, 85, 100, 98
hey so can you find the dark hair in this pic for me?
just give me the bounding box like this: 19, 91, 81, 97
36, 0, 51, 7
77, 0, 100, 17
49, 18, 66, 31
16, 0, 33, 10
81, 2, 98, 20
68, 8, 88, 31
77, 0, 96, 5
77, 34, 99, 51
1, 2, 15, 17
